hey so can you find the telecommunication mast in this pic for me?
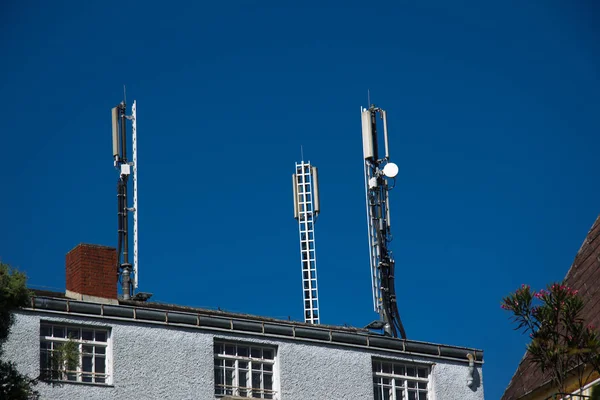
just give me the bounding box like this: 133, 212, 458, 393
361, 104, 406, 339
292, 160, 321, 324
111, 98, 143, 300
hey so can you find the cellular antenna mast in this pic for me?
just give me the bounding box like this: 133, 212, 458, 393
292, 158, 321, 324
361, 104, 406, 339
111, 97, 141, 300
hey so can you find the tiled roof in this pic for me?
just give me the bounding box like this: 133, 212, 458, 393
502, 215, 600, 400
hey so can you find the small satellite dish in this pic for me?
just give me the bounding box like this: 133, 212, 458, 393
383, 162, 399, 178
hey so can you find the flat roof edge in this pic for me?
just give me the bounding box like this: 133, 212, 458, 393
24, 295, 484, 363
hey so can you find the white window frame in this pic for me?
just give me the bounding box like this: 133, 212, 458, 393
564, 376, 600, 399
214, 340, 278, 399
372, 358, 430, 400
39, 322, 112, 385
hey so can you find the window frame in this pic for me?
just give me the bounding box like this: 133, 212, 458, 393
39, 322, 112, 385
214, 340, 278, 399
372, 358, 431, 400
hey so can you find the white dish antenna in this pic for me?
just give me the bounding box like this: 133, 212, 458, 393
383, 162, 399, 178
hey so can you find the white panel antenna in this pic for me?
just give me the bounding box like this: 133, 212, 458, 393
293, 161, 321, 324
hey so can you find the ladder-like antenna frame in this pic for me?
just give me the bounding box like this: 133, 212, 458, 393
293, 160, 321, 324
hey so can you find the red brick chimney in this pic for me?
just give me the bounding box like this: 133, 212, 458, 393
66, 244, 118, 303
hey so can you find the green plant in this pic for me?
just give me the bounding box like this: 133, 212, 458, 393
502, 283, 600, 394
48, 339, 80, 381
0, 263, 38, 399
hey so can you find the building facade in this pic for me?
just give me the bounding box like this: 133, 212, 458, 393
5, 244, 485, 400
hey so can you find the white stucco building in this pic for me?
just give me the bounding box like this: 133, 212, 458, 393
4, 244, 484, 399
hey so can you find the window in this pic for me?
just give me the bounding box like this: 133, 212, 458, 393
214, 341, 277, 399
40, 322, 111, 384
372, 359, 429, 400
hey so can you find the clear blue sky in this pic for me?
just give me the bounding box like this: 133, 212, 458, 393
1, 1, 598, 398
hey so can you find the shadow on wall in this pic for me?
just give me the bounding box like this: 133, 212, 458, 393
469, 367, 482, 392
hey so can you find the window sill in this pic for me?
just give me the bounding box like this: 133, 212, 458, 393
42, 379, 114, 388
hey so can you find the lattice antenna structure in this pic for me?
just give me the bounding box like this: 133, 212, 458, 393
111, 99, 141, 300
292, 161, 321, 324
361, 105, 406, 339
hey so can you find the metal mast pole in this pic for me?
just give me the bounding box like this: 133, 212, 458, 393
361, 105, 406, 339
111, 98, 137, 300
293, 161, 321, 324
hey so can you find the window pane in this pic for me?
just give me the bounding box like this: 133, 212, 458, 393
408, 390, 417, 400
95, 330, 107, 342
82, 356, 93, 372
67, 328, 79, 339
263, 349, 274, 360
418, 382, 427, 389
419, 392, 428, 400
96, 377, 106, 384
53, 326, 65, 338
418, 367, 428, 378
238, 346, 249, 358
215, 376, 224, 395
82, 374, 92, 383
95, 356, 105, 373
382, 362, 391, 373
250, 348, 261, 359
374, 386, 382, 400
82, 345, 94, 354
40, 351, 49, 370
238, 370, 248, 389
264, 373, 273, 390
225, 368, 234, 387
239, 361, 248, 370
394, 364, 405, 376
407, 367, 416, 376
252, 371, 261, 389
225, 345, 235, 355
408, 381, 416, 389
82, 329, 93, 341
96, 346, 106, 355
40, 325, 51, 337
225, 359, 235, 368
396, 388, 404, 399
215, 367, 224, 387
214, 343, 223, 355
264, 364, 273, 372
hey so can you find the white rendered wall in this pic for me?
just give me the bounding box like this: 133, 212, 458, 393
4, 311, 483, 400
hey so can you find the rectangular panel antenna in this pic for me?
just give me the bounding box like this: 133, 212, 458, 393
292, 174, 299, 219
361, 109, 374, 159
111, 107, 119, 157
311, 166, 320, 215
